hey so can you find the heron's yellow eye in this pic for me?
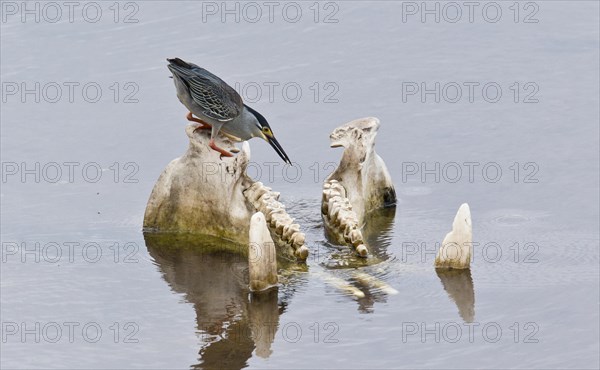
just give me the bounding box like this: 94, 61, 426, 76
262, 127, 272, 136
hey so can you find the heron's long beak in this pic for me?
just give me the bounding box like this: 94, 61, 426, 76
267, 136, 291, 165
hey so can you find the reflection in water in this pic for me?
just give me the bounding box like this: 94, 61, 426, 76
363, 206, 396, 260
319, 206, 398, 313
144, 233, 292, 370
435, 269, 475, 323
354, 280, 391, 314
354, 206, 397, 313
322, 206, 397, 269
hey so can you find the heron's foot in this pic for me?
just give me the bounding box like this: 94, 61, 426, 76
193, 125, 211, 133
209, 139, 234, 158
187, 112, 212, 131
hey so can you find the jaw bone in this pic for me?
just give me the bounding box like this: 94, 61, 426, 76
143, 124, 308, 260
322, 117, 397, 257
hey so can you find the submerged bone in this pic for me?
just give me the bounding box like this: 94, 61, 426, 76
315, 271, 365, 299
435, 203, 472, 269
353, 272, 398, 295
144, 124, 309, 261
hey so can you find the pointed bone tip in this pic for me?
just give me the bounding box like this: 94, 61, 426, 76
238, 141, 251, 166
454, 203, 472, 229
241, 141, 251, 157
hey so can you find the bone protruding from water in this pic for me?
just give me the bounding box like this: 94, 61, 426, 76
435, 203, 472, 269
144, 127, 309, 265
249, 212, 278, 292
322, 180, 368, 257
321, 117, 397, 257
244, 182, 309, 261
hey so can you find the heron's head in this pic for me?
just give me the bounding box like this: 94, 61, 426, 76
245, 105, 291, 165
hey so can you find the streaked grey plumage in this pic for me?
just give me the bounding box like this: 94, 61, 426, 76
167, 58, 291, 164
167, 60, 242, 122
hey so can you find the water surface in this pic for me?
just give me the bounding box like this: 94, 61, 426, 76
1, 1, 599, 368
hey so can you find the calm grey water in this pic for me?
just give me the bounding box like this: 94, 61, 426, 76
1, 1, 599, 369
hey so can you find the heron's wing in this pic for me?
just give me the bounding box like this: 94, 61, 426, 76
168, 62, 242, 122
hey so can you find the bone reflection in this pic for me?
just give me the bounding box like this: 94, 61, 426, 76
436, 268, 475, 323
143, 233, 284, 369
248, 289, 279, 358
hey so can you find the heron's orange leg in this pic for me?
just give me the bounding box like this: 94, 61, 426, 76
187, 112, 211, 131
209, 138, 233, 157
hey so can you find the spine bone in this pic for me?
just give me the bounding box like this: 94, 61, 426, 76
244, 182, 309, 261
322, 180, 368, 257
